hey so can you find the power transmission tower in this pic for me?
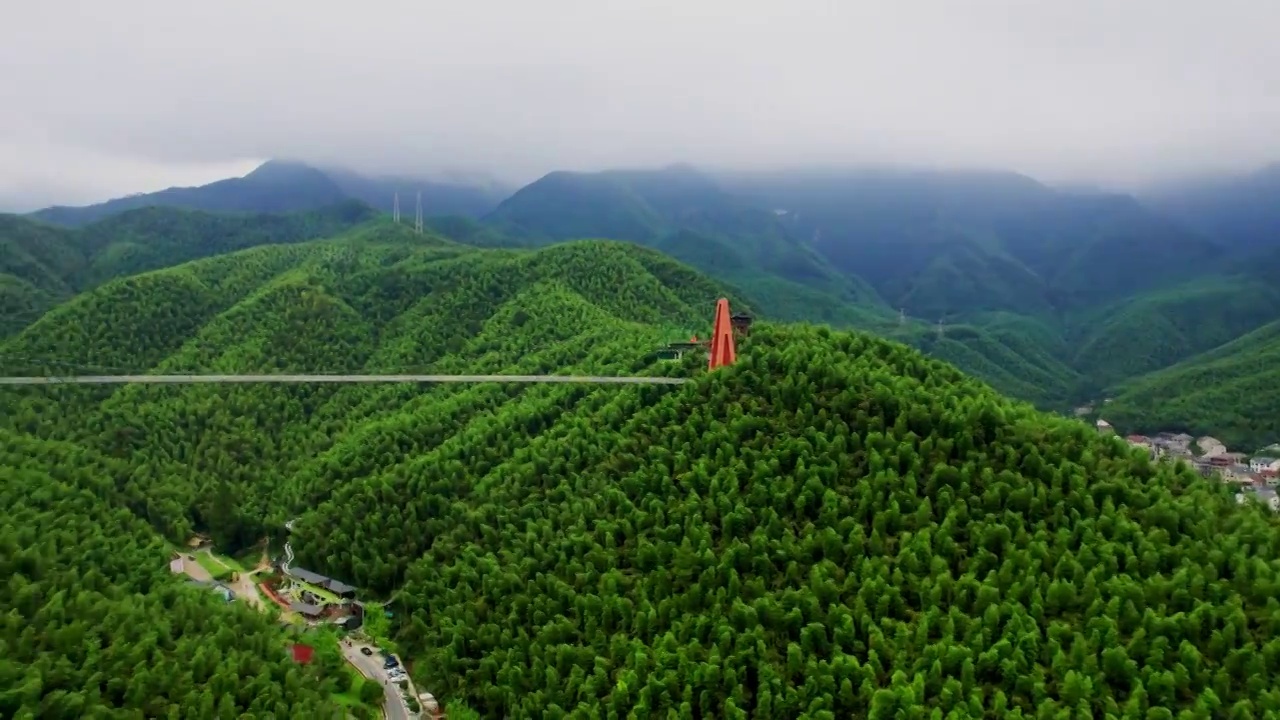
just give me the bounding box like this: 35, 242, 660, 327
936, 318, 945, 339
392, 192, 401, 223
415, 191, 423, 234
899, 308, 905, 326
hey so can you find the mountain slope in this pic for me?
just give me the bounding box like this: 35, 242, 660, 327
893, 314, 1082, 409
722, 168, 1223, 320
0, 225, 747, 550
1143, 164, 1280, 254
309, 324, 1280, 717
0, 430, 350, 718
32, 161, 350, 227
1068, 275, 1280, 392
31, 160, 508, 228
0, 203, 376, 339
1103, 319, 1280, 450
0, 216, 84, 336
322, 166, 509, 218
4, 227, 1280, 717
484, 166, 892, 325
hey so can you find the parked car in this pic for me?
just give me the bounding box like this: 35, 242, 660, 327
360, 647, 373, 656
383, 654, 400, 669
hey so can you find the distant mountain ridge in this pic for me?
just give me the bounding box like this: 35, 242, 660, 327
1, 201, 376, 337
15, 156, 1280, 443
1143, 163, 1280, 255
484, 165, 894, 328
29, 160, 509, 227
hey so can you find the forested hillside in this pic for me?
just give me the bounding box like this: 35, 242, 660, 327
722, 169, 1222, 321
5, 224, 1280, 717
0, 225, 736, 716
485, 164, 1280, 438
0, 224, 739, 549
29, 160, 507, 227
1144, 163, 1280, 254
0, 202, 374, 338
30, 161, 350, 227
0, 430, 349, 719
370, 325, 1280, 718
1067, 275, 1280, 392
484, 166, 891, 327
15, 155, 1280, 452
1104, 319, 1280, 451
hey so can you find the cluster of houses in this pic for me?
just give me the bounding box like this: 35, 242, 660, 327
1118, 429, 1280, 511
266, 563, 365, 630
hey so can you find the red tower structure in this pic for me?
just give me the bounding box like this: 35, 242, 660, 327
708, 298, 737, 370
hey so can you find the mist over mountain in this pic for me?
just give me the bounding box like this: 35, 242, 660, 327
11, 2, 1280, 716
28, 161, 508, 227
1141, 163, 1280, 255
18, 155, 1280, 433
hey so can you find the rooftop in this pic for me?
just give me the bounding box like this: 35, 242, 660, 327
290, 601, 325, 616
326, 579, 357, 595
289, 567, 330, 585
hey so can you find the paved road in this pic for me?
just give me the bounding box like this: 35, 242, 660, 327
343, 641, 414, 720
0, 373, 688, 386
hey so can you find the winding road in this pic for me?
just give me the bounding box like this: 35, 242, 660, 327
287, 518, 417, 718
0, 373, 688, 386
343, 641, 413, 720
283, 519, 296, 575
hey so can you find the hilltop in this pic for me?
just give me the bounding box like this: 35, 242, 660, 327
28, 160, 508, 227
485, 165, 891, 327
0, 201, 375, 337
1, 225, 742, 548
17, 157, 1280, 441
4, 225, 1280, 717
0, 226, 736, 716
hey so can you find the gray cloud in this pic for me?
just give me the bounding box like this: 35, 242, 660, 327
4, 0, 1280, 209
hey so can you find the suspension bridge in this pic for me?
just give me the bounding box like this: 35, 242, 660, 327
0, 374, 688, 386
0, 300, 743, 388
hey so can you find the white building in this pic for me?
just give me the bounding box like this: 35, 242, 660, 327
1250, 456, 1280, 473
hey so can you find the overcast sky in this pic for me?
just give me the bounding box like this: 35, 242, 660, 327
3, 0, 1279, 210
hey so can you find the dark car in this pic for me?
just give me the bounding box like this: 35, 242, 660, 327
383, 654, 399, 669
360, 647, 373, 656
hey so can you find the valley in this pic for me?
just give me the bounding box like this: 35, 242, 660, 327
4, 160, 1280, 718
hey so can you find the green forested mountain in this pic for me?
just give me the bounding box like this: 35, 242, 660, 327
0, 216, 83, 337
15, 157, 1280, 443
322, 166, 511, 219
4, 224, 1280, 717
1103, 319, 1280, 451
1, 224, 741, 549
891, 313, 1082, 409
30, 161, 350, 227
484, 164, 1280, 438
28, 160, 506, 227
480, 166, 1099, 408
484, 165, 892, 327
1143, 163, 1280, 255
722, 169, 1222, 320
1067, 274, 1280, 393
0, 201, 375, 338
0, 430, 352, 719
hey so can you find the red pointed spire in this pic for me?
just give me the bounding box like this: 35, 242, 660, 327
708, 298, 737, 370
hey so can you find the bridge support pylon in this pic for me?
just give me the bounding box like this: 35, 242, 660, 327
708, 298, 737, 370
